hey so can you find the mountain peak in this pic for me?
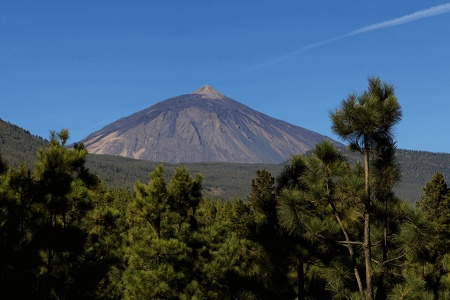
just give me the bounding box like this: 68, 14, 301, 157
81, 86, 342, 164
192, 85, 226, 99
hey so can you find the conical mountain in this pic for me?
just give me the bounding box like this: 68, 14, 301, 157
80, 86, 341, 163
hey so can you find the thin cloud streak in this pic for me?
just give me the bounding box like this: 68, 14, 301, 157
350, 3, 450, 35
246, 35, 345, 72
247, 3, 450, 72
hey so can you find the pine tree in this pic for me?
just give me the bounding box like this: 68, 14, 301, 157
417, 172, 450, 254
416, 172, 450, 296
0, 163, 40, 298
371, 143, 402, 300
32, 129, 102, 299
330, 77, 402, 300
0, 129, 105, 298
247, 169, 295, 298
123, 165, 204, 299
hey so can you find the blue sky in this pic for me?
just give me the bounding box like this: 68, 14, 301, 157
1, 1, 450, 153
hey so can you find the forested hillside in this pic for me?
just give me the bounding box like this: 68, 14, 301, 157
0, 119, 48, 166
84, 154, 284, 200
1, 118, 449, 201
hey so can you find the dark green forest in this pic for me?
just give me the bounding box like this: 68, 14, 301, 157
1, 77, 450, 299
1, 118, 449, 202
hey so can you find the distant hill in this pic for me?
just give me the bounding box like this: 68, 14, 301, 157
393, 149, 450, 200
1, 117, 450, 201
345, 148, 450, 202
80, 85, 341, 164
80, 148, 450, 201
0, 118, 48, 167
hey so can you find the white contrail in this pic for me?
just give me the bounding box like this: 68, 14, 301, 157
246, 3, 450, 71
349, 3, 450, 35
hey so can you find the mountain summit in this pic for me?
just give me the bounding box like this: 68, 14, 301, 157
191, 85, 225, 99
80, 86, 340, 163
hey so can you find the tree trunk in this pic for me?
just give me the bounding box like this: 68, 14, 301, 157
375, 197, 388, 300
297, 259, 305, 300
363, 147, 374, 300
331, 203, 365, 300
364, 208, 373, 300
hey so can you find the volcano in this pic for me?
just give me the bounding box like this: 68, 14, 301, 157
80, 86, 340, 163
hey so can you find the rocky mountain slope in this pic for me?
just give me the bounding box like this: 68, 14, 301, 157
80, 86, 340, 163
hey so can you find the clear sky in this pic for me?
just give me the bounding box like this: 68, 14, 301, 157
2, 1, 450, 153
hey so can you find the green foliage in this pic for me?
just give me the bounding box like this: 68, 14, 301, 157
387, 268, 434, 300
414, 173, 450, 297
82, 187, 130, 299
330, 76, 402, 154
330, 77, 403, 300
2, 78, 450, 299
417, 173, 450, 256
0, 153, 6, 174
276, 154, 308, 191
0, 129, 114, 299
123, 165, 207, 299
247, 169, 296, 298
